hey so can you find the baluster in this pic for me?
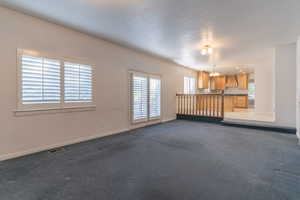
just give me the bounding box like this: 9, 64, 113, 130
191, 95, 193, 115
199, 96, 201, 116
193, 95, 196, 115
184, 95, 186, 115
203, 96, 205, 116
176, 95, 178, 114
189, 95, 192, 115
212, 95, 214, 117
196, 96, 199, 116
200, 96, 203, 116
179, 95, 181, 114
183, 95, 185, 115
210, 95, 212, 117
202, 96, 204, 116
217, 95, 219, 117
179, 96, 182, 114
188, 95, 190, 115
221, 95, 224, 118
195, 95, 197, 115
205, 96, 208, 116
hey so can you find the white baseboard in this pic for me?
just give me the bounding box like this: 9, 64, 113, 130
0, 117, 177, 162
162, 117, 176, 123
0, 128, 129, 162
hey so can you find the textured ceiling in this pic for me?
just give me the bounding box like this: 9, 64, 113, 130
1, 0, 300, 72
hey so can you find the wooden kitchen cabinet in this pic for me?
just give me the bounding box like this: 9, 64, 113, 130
226, 75, 238, 88
211, 76, 226, 90
234, 96, 248, 108
224, 95, 248, 111
198, 71, 209, 89
224, 96, 234, 112
237, 73, 248, 90
216, 76, 226, 90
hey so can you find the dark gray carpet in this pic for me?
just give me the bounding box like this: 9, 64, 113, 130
0, 120, 300, 200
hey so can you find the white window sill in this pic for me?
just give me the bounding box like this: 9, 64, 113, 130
14, 105, 96, 115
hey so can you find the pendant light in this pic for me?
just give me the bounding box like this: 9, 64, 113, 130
201, 45, 213, 56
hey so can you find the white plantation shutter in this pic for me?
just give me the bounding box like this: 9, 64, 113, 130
149, 78, 161, 119
130, 72, 162, 123
21, 55, 61, 104
132, 74, 148, 121
18, 50, 95, 111
64, 62, 93, 103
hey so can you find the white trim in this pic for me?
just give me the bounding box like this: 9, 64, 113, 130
14, 105, 96, 113
16, 48, 96, 112
18, 48, 96, 66
0, 118, 177, 161
162, 117, 176, 123
0, 128, 129, 161
129, 70, 162, 124
149, 116, 162, 121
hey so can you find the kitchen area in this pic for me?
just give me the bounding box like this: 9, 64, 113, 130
197, 70, 265, 121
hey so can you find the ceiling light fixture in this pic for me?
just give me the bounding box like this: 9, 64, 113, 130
209, 65, 220, 77
201, 45, 213, 56
210, 72, 220, 77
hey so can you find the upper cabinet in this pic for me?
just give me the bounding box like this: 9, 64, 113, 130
226, 75, 238, 88
198, 71, 249, 90
237, 73, 248, 90
211, 76, 226, 90
197, 71, 209, 89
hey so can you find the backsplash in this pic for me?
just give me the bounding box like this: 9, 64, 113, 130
224, 87, 248, 94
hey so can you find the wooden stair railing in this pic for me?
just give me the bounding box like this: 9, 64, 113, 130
176, 94, 224, 118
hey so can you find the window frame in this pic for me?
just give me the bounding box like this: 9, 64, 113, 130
17, 49, 95, 112
129, 71, 162, 124
62, 60, 94, 108
148, 75, 162, 121
130, 72, 149, 123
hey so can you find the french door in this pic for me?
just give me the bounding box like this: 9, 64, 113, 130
130, 72, 161, 123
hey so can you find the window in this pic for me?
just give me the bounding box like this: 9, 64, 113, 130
248, 81, 255, 100
184, 76, 196, 94
132, 75, 148, 121
18, 50, 94, 110
130, 72, 161, 123
64, 62, 93, 103
21, 55, 61, 104
149, 78, 161, 119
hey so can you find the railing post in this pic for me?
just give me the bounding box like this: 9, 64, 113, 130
221, 94, 224, 118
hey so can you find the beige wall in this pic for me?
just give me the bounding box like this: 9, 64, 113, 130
0, 7, 197, 160
254, 49, 275, 114
296, 38, 300, 139
253, 44, 298, 128
274, 43, 297, 127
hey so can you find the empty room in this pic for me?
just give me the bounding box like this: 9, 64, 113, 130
0, 0, 300, 199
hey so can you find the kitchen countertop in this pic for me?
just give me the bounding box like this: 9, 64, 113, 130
224, 94, 248, 96
197, 92, 248, 96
